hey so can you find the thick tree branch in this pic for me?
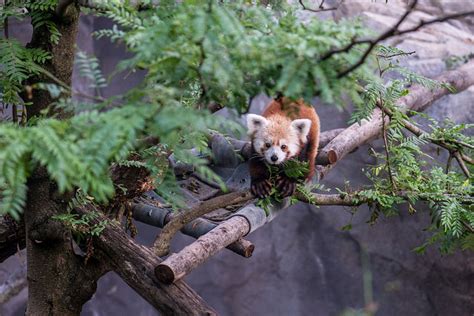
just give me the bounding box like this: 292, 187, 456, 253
74, 206, 216, 315
318, 60, 474, 166
155, 216, 250, 284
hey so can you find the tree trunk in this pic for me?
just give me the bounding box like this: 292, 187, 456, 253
25, 173, 108, 315
22, 5, 109, 315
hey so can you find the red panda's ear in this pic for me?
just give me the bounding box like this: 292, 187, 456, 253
291, 119, 312, 142
247, 114, 268, 134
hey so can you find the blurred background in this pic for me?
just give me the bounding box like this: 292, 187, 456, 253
2, 1, 474, 315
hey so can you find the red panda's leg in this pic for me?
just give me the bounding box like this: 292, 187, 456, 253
249, 150, 271, 198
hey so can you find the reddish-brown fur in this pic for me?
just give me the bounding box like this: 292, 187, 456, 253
262, 97, 320, 179
249, 97, 320, 197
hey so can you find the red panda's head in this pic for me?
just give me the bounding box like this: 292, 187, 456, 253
247, 113, 311, 165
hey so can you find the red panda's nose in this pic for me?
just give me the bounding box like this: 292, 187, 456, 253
271, 155, 278, 162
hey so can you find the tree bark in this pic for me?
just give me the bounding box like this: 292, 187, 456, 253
25, 174, 108, 315
155, 216, 250, 284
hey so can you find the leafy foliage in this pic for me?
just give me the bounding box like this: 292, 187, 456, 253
345, 46, 474, 253
75, 51, 108, 91
0, 38, 51, 103
255, 159, 310, 214
98, 0, 371, 112
53, 210, 111, 245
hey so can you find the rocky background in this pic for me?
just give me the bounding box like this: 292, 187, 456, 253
2, 1, 474, 315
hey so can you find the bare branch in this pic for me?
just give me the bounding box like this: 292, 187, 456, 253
336, 0, 418, 77
318, 0, 474, 78
154, 188, 474, 284
337, 7, 474, 77
155, 216, 250, 284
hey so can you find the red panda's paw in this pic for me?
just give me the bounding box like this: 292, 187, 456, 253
276, 176, 296, 198
251, 179, 272, 198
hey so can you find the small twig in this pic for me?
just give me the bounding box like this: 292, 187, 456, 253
453, 151, 470, 178
3, 0, 8, 39
445, 153, 453, 174
29, 64, 121, 105
462, 221, 474, 233
456, 141, 474, 150
298, 0, 340, 12
380, 106, 397, 190
376, 50, 416, 59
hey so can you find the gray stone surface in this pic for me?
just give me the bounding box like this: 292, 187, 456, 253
2, 2, 474, 316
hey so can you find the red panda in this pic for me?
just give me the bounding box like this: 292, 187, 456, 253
246, 97, 320, 198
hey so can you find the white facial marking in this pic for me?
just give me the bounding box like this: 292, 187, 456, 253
264, 145, 286, 165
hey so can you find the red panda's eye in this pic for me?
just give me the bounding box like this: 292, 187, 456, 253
281, 145, 287, 150
265, 142, 271, 148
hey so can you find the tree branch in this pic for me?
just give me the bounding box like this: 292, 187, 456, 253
335, 0, 418, 77
153, 190, 254, 257
337, 7, 474, 77
154, 187, 474, 284
377, 103, 473, 168
318, 60, 474, 166
132, 202, 255, 258
75, 206, 216, 315
318, 0, 474, 78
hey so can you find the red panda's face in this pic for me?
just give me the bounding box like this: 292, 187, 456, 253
247, 114, 312, 165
